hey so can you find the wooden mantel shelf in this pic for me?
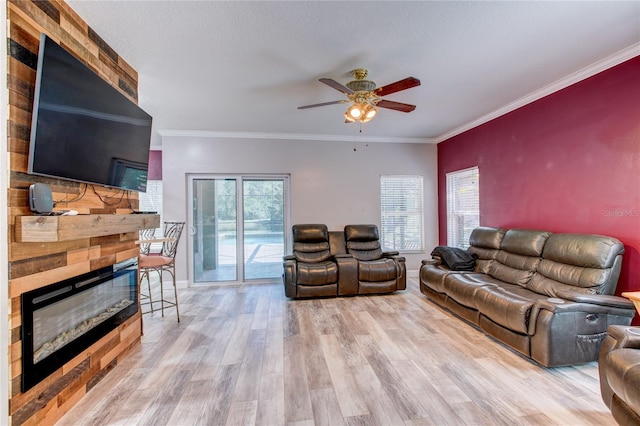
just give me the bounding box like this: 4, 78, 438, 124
15, 214, 160, 243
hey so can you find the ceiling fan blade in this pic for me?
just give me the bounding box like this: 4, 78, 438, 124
319, 78, 354, 94
375, 77, 421, 97
376, 99, 416, 113
298, 100, 345, 110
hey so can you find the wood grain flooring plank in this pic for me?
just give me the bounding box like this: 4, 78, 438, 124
356, 310, 407, 362
165, 378, 212, 426
226, 400, 258, 426
297, 304, 333, 390
195, 363, 242, 425
232, 328, 266, 403
251, 290, 270, 330
319, 333, 369, 418
355, 334, 429, 421
327, 312, 368, 367
351, 363, 406, 426
191, 318, 237, 382
393, 359, 465, 424
309, 387, 346, 426
137, 369, 192, 425
221, 313, 254, 366
284, 301, 300, 338
256, 372, 285, 426
283, 335, 314, 424
262, 315, 284, 375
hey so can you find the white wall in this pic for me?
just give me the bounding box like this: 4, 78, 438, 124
161, 135, 438, 283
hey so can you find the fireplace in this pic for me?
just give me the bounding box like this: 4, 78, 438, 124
21, 258, 139, 391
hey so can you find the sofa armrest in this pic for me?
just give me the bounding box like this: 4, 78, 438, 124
422, 259, 441, 266
555, 291, 635, 310
335, 255, 358, 295
599, 325, 640, 410
283, 257, 297, 298
283, 254, 296, 261
602, 325, 640, 350
382, 251, 400, 257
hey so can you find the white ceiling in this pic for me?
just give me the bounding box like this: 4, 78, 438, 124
66, 1, 640, 145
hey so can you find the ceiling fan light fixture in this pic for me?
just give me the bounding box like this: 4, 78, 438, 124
346, 103, 364, 119
364, 106, 378, 120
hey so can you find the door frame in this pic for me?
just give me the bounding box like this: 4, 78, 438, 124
186, 173, 290, 286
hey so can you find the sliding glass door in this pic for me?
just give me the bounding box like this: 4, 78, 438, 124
188, 175, 289, 284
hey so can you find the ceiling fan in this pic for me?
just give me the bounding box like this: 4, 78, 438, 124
298, 68, 420, 123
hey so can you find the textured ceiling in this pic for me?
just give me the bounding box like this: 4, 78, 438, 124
66, 1, 640, 145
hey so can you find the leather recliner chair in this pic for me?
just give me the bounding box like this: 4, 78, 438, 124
283, 224, 339, 298
343, 224, 406, 294
599, 325, 640, 425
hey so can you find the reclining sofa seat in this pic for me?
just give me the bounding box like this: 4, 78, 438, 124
420, 226, 635, 367
283, 224, 339, 298
344, 224, 407, 294
283, 224, 406, 299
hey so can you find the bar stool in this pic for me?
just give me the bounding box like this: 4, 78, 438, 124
138, 221, 185, 321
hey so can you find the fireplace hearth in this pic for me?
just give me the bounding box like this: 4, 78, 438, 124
21, 258, 139, 391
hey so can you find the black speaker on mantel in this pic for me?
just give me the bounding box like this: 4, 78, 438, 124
29, 183, 53, 214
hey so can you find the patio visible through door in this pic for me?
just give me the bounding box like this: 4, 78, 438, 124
189, 175, 289, 284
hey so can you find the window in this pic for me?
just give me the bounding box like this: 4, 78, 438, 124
380, 175, 423, 252
138, 180, 163, 240
446, 167, 479, 248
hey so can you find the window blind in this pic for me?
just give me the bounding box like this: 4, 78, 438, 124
446, 167, 479, 248
380, 175, 423, 252
138, 180, 164, 250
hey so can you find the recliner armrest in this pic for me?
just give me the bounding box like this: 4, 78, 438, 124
555, 291, 635, 309
382, 251, 399, 257
605, 325, 640, 350
422, 259, 440, 266
283, 255, 296, 261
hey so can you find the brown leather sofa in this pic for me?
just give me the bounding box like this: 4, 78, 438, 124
283, 224, 406, 298
420, 227, 635, 366
599, 325, 640, 425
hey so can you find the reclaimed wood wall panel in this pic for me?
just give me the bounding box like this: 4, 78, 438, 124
6, 1, 147, 424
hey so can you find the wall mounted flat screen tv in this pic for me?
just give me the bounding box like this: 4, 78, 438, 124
29, 34, 152, 192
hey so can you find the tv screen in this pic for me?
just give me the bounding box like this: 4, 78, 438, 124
29, 34, 152, 192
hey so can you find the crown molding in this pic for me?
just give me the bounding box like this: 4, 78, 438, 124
433, 43, 640, 144
157, 130, 435, 144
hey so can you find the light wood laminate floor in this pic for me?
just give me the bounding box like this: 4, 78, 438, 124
58, 279, 615, 425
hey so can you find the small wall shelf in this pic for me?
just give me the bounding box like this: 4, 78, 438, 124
15, 214, 160, 242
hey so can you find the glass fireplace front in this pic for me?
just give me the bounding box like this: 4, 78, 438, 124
21, 258, 138, 391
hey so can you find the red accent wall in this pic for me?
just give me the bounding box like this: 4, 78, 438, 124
148, 150, 163, 180
438, 56, 640, 322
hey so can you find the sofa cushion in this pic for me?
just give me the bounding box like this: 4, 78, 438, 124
488, 251, 541, 286
528, 262, 613, 296
297, 261, 338, 286
294, 241, 331, 263
444, 273, 501, 309
468, 227, 506, 261
542, 233, 624, 269
420, 264, 454, 293
347, 240, 383, 261
293, 224, 332, 263
500, 229, 552, 257
474, 284, 547, 334
469, 227, 506, 249
358, 258, 397, 282
345, 224, 383, 261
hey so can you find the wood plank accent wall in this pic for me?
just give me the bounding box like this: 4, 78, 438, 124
7, 1, 145, 424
